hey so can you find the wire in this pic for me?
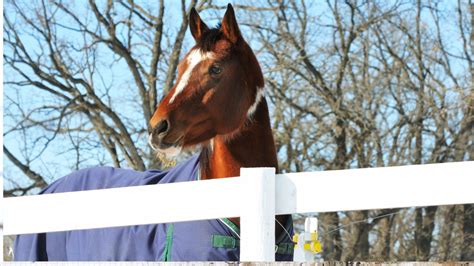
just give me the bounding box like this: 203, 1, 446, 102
275, 218, 292, 240
325, 209, 405, 235
223, 210, 404, 244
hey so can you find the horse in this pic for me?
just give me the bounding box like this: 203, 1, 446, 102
14, 4, 293, 261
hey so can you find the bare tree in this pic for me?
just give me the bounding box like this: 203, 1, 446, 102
3, 0, 212, 196
3, 0, 473, 262
243, 0, 472, 261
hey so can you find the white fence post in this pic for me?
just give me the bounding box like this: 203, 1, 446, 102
239, 167, 276, 262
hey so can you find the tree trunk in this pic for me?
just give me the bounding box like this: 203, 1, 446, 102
462, 204, 474, 260
462, 2, 474, 261
415, 206, 437, 260
320, 212, 342, 261
342, 210, 369, 261
438, 206, 455, 260
373, 212, 395, 261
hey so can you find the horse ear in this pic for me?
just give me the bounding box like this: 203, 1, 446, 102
189, 7, 209, 41
221, 4, 242, 44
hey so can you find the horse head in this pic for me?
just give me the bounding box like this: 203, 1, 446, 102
149, 4, 264, 158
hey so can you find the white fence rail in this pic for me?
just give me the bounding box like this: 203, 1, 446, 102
3, 161, 474, 261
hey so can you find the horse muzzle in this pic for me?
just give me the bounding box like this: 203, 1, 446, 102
148, 119, 184, 158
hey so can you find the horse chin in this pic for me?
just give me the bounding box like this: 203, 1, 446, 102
157, 144, 183, 159
148, 133, 184, 159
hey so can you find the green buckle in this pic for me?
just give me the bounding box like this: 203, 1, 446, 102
212, 235, 240, 249
212, 234, 293, 255
276, 243, 294, 255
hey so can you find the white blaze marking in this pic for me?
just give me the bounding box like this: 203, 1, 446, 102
247, 88, 264, 117
169, 49, 214, 104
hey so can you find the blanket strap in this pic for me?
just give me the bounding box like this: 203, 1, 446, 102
161, 224, 174, 261
212, 235, 293, 255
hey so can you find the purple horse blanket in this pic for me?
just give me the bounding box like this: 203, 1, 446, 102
14, 155, 294, 261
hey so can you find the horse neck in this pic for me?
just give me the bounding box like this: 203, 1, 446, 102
200, 97, 278, 179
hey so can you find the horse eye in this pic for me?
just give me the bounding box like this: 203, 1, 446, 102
209, 65, 222, 75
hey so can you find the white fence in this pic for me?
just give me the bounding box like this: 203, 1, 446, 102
3, 161, 474, 261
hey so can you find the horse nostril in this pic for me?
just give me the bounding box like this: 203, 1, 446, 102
154, 119, 169, 136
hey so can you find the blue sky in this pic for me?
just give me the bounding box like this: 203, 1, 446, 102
3, 0, 470, 191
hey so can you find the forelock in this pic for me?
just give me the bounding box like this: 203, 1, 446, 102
196, 28, 223, 52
